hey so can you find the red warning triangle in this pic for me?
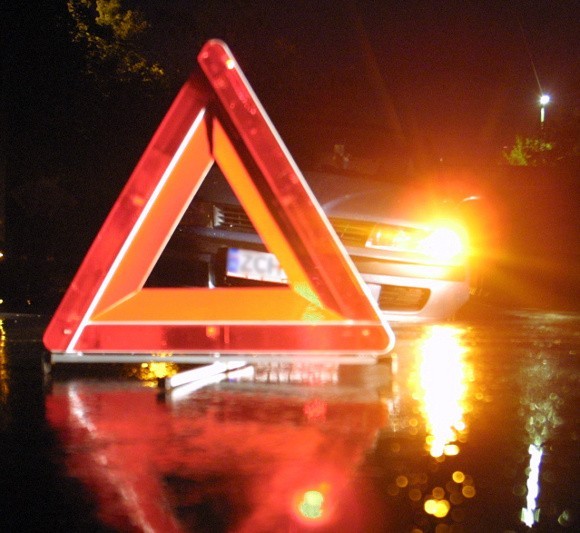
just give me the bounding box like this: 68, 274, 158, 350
43, 40, 394, 358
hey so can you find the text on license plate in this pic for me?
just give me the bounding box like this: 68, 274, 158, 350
226, 248, 288, 284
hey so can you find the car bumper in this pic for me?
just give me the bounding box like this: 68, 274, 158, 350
347, 253, 469, 322
171, 229, 469, 322
361, 273, 469, 323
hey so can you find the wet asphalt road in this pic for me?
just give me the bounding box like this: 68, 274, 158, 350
0, 305, 578, 532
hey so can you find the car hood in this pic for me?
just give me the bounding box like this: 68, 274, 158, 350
198, 167, 453, 228
304, 171, 450, 227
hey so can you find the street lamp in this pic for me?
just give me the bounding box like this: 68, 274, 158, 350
539, 94, 550, 128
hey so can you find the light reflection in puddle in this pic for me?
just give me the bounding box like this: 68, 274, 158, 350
409, 324, 473, 459
380, 323, 478, 527
47, 362, 392, 532
125, 354, 179, 387
0, 319, 9, 429
517, 351, 562, 528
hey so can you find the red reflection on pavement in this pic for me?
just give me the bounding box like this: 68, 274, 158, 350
46, 378, 391, 531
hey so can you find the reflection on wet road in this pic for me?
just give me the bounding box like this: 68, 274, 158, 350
1, 310, 579, 532
46, 364, 391, 532
407, 325, 472, 459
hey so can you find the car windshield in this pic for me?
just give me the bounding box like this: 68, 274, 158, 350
286, 122, 414, 187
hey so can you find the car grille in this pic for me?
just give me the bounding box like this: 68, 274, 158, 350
214, 204, 256, 232
213, 205, 372, 246
378, 285, 430, 311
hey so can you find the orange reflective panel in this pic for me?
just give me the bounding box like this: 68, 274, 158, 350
43, 40, 394, 358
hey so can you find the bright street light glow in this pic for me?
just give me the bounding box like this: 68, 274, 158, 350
539, 94, 551, 126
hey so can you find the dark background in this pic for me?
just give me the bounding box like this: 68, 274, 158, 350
2, 0, 578, 311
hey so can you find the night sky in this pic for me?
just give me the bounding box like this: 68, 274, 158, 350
2, 0, 579, 264
149, 0, 578, 167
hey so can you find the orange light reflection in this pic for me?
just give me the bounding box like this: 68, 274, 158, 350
0, 320, 9, 429
409, 325, 472, 458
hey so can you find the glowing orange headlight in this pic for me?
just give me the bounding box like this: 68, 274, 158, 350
419, 224, 467, 262
366, 221, 468, 263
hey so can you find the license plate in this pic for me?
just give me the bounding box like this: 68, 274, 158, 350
226, 248, 288, 284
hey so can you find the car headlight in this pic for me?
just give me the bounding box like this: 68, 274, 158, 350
366, 221, 467, 263
418, 226, 466, 262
